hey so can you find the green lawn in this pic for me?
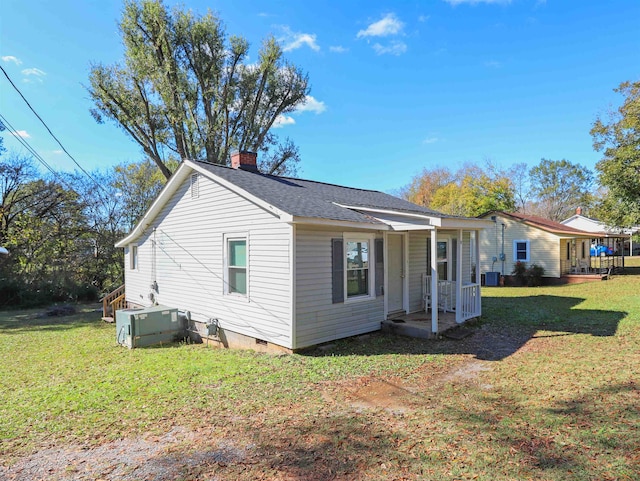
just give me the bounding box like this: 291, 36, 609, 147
1, 267, 639, 480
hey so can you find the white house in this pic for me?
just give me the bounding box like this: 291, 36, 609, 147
562, 207, 640, 256
114, 152, 492, 352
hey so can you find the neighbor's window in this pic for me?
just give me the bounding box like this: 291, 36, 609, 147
514, 240, 530, 262
130, 245, 138, 270
346, 239, 370, 298
227, 238, 247, 295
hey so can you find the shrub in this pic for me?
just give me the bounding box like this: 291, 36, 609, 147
511, 261, 546, 287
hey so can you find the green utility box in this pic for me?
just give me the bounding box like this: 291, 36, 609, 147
115, 305, 181, 348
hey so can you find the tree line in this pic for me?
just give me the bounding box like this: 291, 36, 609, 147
0, 147, 166, 306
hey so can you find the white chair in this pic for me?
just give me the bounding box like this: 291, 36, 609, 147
422, 274, 432, 311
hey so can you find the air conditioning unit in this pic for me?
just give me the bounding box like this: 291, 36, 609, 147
485, 272, 500, 287
115, 305, 181, 348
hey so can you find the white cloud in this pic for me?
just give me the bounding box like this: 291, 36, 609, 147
1, 55, 22, 65
22, 68, 46, 77
15, 130, 30, 138
280, 27, 320, 52
373, 41, 407, 56
484, 60, 501, 68
296, 95, 326, 114
444, 0, 512, 5
273, 115, 296, 128
329, 45, 348, 53
52, 150, 64, 155
357, 13, 404, 38
418, 15, 430, 22
423, 136, 439, 144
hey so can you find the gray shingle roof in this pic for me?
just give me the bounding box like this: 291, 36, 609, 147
193, 161, 445, 224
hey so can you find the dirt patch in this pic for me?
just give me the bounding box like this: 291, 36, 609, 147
1, 427, 252, 481
348, 378, 419, 412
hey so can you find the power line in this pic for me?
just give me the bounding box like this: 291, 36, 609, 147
0, 112, 77, 191
0, 64, 107, 194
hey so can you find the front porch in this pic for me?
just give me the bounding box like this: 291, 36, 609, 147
382, 311, 459, 339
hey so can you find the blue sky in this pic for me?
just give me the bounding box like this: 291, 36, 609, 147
1, 0, 639, 192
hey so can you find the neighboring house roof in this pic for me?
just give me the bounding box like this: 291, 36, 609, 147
561, 213, 640, 236
117, 159, 491, 247
480, 211, 601, 237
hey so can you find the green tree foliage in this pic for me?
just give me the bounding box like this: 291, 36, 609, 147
88, 0, 309, 179
402, 162, 516, 217
528, 158, 594, 221
112, 158, 170, 229
591, 80, 640, 227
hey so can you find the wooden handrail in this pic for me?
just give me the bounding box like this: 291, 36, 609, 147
102, 284, 125, 318
109, 293, 128, 314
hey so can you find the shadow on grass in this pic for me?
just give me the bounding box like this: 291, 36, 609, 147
443, 381, 639, 479
0, 304, 102, 334
303, 295, 625, 362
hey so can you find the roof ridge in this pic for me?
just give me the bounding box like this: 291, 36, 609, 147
190, 159, 386, 194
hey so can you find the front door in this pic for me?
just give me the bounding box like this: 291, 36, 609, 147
387, 234, 404, 313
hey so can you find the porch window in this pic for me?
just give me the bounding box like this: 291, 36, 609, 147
226, 237, 247, 295
437, 240, 448, 280
345, 238, 373, 299
581, 241, 586, 259
514, 240, 530, 262
130, 245, 138, 270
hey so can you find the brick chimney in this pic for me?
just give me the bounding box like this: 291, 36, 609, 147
576, 206, 582, 216
231, 151, 258, 172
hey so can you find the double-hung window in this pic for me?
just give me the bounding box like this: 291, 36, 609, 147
226, 237, 247, 295
513, 240, 530, 262
345, 236, 373, 299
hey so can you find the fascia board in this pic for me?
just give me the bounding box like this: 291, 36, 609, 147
290, 216, 389, 231
115, 162, 191, 248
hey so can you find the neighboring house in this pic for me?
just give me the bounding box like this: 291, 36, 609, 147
115, 152, 492, 352
477, 211, 601, 280
561, 207, 640, 256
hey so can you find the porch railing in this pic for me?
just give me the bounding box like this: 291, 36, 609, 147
423, 275, 481, 322
459, 283, 481, 322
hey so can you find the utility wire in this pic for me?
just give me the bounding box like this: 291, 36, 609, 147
0, 112, 77, 192
0, 64, 107, 194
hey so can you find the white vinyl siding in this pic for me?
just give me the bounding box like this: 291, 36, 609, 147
124, 174, 293, 348
295, 227, 383, 349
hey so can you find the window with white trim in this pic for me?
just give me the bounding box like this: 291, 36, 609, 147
513, 240, 530, 262
345, 236, 374, 299
226, 236, 247, 295
130, 245, 138, 270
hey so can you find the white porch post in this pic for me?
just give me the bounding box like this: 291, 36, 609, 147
456, 229, 463, 323
475, 229, 482, 316
431, 229, 438, 333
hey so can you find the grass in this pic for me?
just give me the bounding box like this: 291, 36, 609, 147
1, 264, 639, 480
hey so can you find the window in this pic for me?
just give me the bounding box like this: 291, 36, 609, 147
437, 240, 449, 280
346, 240, 370, 298
567, 242, 571, 260
130, 245, 138, 270
226, 237, 247, 295
513, 240, 530, 262
581, 241, 586, 259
